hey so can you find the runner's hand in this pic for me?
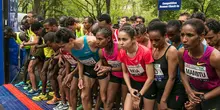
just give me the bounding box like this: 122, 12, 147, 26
64, 74, 73, 86
78, 78, 84, 89
94, 60, 102, 71
132, 97, 141, 110
97, 66, 110, 76
20, 42, 25, 48
160, 101, 168, 110
187, 89, 203, 103
129, 88, 140, 109
130, 88, 139, 100
184, 101, 196, 110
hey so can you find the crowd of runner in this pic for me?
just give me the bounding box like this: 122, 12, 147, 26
4, 11, 220, 110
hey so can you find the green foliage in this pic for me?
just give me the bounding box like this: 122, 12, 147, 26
18, 0, 220, 23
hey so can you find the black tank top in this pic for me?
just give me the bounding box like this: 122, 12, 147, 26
153, 45, 179, 90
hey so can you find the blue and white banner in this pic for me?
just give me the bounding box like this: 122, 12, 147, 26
158, 0, 181, 10
9, 0, 18, 31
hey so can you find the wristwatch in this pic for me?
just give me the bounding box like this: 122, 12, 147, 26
199, 94, 205, 101
108, 66, 112, 72
136, 92, 142, 98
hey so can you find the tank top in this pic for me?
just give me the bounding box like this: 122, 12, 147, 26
71, 36, 99, 66
183, 46, 220, 90
76, 25, 84, 38
61, 49, 77, 67
15, 32, 31, 49
102, 42, 123, 78
27, 29, 34, 42
43, 39, 54, 58
153, 45, 180, 90
15, 32, 22, 44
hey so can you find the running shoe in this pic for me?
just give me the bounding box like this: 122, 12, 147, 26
15, 81, 26, 87
49, 91, 55, 96
28, 89, 39, 96
32, 93, 49, 101
38, 86, 42, 91
38, 81, 42, 87
23, 84, 31, 90
53, 102, 69, 110
47, 95, 61, 105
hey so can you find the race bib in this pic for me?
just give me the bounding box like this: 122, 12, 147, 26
185, 62, 209, 81
127, 64, 145, 76
63, 54, 77, 65
79, 57, 96, 66
154, 64, 164, 81
107, 61, 121, 68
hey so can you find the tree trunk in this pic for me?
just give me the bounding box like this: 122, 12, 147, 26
96, 0, 102, 18
106, 0, 110, 14
33, 0, 41, 14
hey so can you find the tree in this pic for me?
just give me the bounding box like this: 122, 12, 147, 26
106, 0, 110, 14
18, 0, 220, 23
70, 0, 106, 20
18, 0, 65, 19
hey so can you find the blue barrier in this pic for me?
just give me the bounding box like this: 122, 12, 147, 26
0, 0, 5, 85
8, 38, 26, 82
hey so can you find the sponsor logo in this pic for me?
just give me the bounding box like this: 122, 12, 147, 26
197, 62, 206, 66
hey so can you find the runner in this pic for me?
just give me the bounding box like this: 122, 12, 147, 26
20, 21, 45, 95
129, 15, 137, 27
95, 27, 128, 110
20, 16, 30, 32
205, 19, 220, 51
32, 18, 58, 101
134, 24, 152, 49
179, 19, 220, 110
83, 17, 95, 36
118, 26, 156, 110
55, 29, 109, 110
75, 20, 85, 38
135, 16, 145, 25
167, 20, 183, 50
53, 28, 78, 110
46, 49, 61, 105
191, 12, 206, 23
98, 14, 118, 43
178, 12, 191, 23
64, 17, 77, 35
148, 22, 186, 109
59, 16, 68, 28
119, 16, 129, 29
14, 11, 38, 88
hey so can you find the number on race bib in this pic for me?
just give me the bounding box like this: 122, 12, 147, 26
63, 54, 77, 65
107, 61, 121, 68
127, 64, 145, 76
154, 64, 164, 81
79, 57, 97, 66
185, 62, 209, 81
